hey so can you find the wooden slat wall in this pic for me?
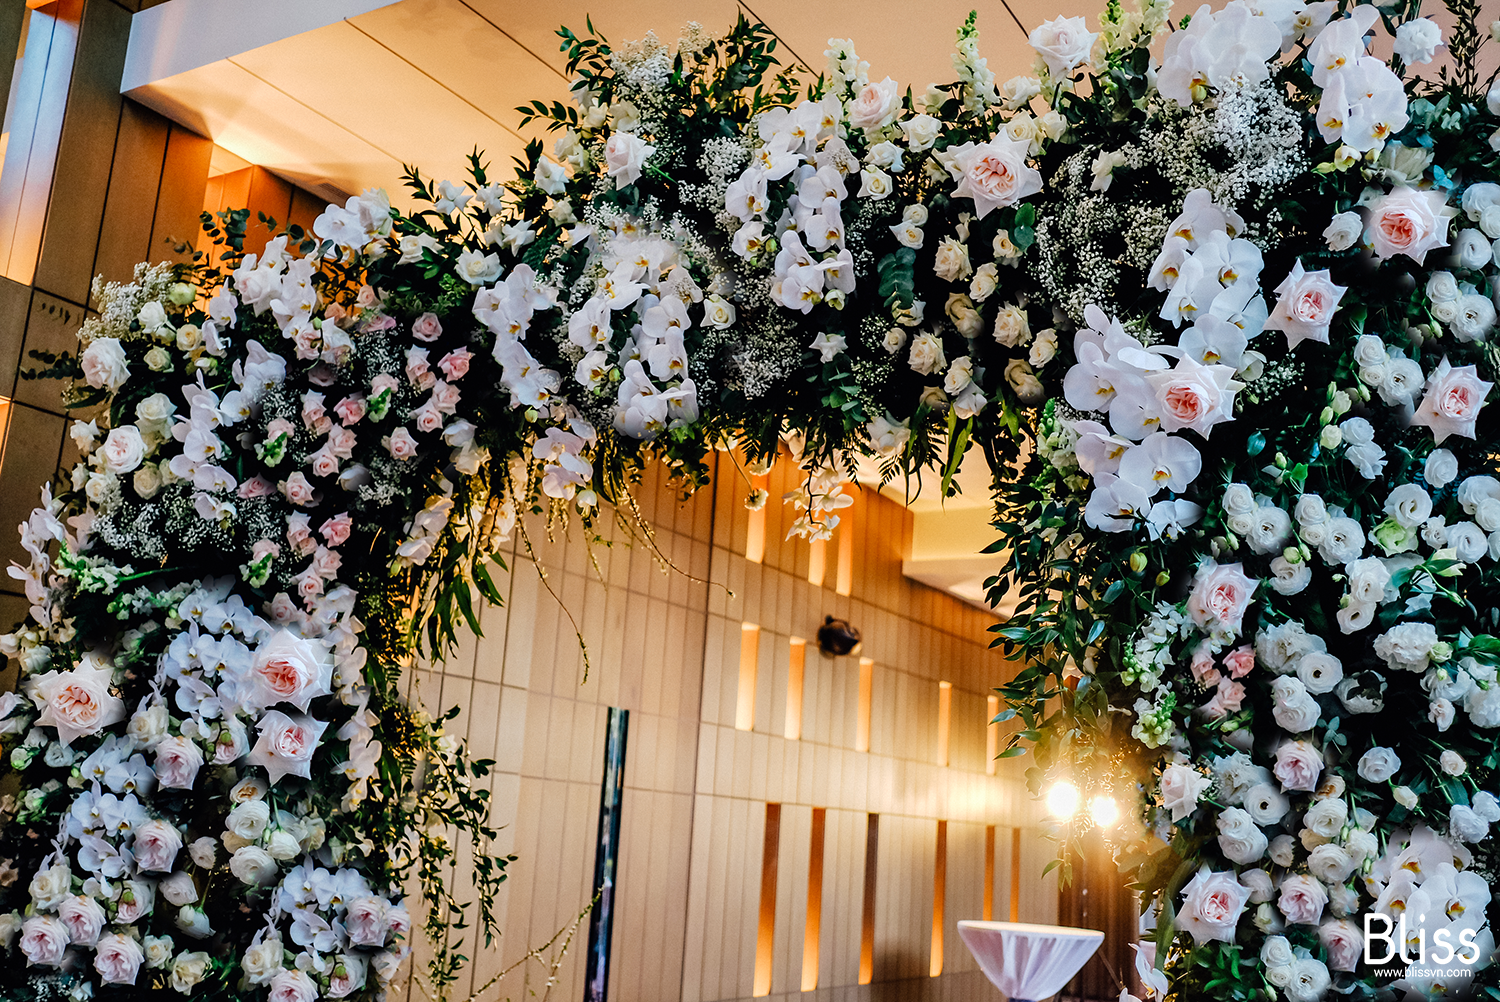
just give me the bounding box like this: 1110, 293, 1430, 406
423, 449, 1062, 1002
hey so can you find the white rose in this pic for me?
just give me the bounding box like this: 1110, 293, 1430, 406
1028, 15, 1098, 78
454, 249, 502, 286
133, 463, 163, 500
1160, 763, 1211, 821
1318, 517, 1365, 564
1245, 505, 1292, 555
603, 131, 656, 189
170, 950, 212, 993
1029, 329, 1058, 368
1473, 791, 1500, 822
1323, 211, 1363, 251
1430, 696, 1456, 731
933, 238, 973, 283
1441, 749, 1467, 775
81, 337, 130, 392
242, 935, 285, 985
1385, 483, 1433, 527
901, 114, 941, 151
1223, 483, 1255, 517
1449, 520, 1487, 562
857, 166, 892, 199
1277, 873, 1329, 925
1393, 17, 1443, 64
1394, 785, 1419, 809
143, 935, 174, 969
882, 328, 907, 354
1450, 803, 1489, 842
993, 304, 1030, 346
1216, 807, 1268, 864
908, 332, 946, 375
1176, 867, 1251, 945
1240, 869, 1275, 903
1427, 270, 1461, 303
159, 871, 197, 906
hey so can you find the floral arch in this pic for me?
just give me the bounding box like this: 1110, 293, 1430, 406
0, 1, 1498, 1000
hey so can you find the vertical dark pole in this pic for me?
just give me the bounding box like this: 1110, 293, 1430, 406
584, 706, 629, 1002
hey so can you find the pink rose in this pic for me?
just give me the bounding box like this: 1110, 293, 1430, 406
31, 660, 126, 747
355, 284, 379, 310
345, 896, 390, 947
269, 969, 319, 1002
1176, 867, 1250, 945
327, 954, 367, 998
213, 717, 248, 765
266, 418, 296, 441
238, 476, 276, 499
281, 472, 317, 507
286, 514, 315, 556
411, 313, 443, 342
114, 880, 155, 924
58, 895, 106, 946
320, 513, 352, 547
18, 915, 69, 967
1201, 676, 1246, 719
385, 902, 411, 939
333, 394, 367, 425
1369, 186, 1456, 264
251, 539, 281, 562
1412, 357, 1492, 445
370, 373, 399, 397
431, 380, 461, 414
1276, 873, 1328, 925
405, 347, 435, 390
249, 630, 333, 713
384, 428, 418, 461
604, 131, 655, 188
327, 426, 356, 459
248, 710, 329, 785
1160, 763, 1211, 821
266, 593, 299, 625
159, 871, 198, 906
1264, 261, 1347, 350
947, 134, 1042, 219
1273, 739, 1323, 792
153, 735, 205, 790
94, 931, 145, 984
301, 391, 331, 434
294, 569, 324, 600
437, 348, 471, 380
1190, 642, 1221, 685
847, 76, 902, 131
133, 819, 183, 873
411, 402, 444, 434
308, 445, 340, 479
310, 546, 341, 580
1187, 560, 1259, 636
1319, 918, 1362, 972
1224, 645, 1255, 678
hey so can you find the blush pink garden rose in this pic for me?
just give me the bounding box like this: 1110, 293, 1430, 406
847, 77, 902, 131
238, 475, 276, 499
153, 734, 205, 790
1145, 356, 1240, 437
1273, 740, 1324, 792
57, 895, 106, 946
248, 631, 333, 713
1277, 873, 1329, 925
1160, 763, 1212, 821
280, 472, 317, 507
947, 135, 1042, 219
100, 426, 147, 475
1176, 867, 1251, 945
1318, 918, 1362, 972
268, 969, 319, 1002
1263, 261, 1347, 350
94, 932, 145, 985
114, 880, 155, 924
1368, 186, 1458, 264
248, 710, 329, 785
1187, 560, 1259, 636
29, 658, 125, 747
344, 896, 391, 947
133, 819, 183, 873
1412, 357, 1492, 445
327, 953, 367, 998
18, 915, 69, 967
385, 427, 419, 461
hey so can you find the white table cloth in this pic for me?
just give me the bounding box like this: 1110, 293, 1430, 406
957, 921, 1106, 1001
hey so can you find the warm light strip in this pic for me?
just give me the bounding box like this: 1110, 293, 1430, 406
1009, 828, 1022, 922
807, 536, 826, 587
745, 472, 768, 564
930, 820, 947, 977
983, 825, 996, 921
855, 657, 873, 753
859, 813, 879, 985
936, 681, 952, 767
986, 694, 1000, 776
753, 802, 782, 997
800, 807, 826, 991
784, 637, 805, 740
835, 508, 854, 596
736, 623, 760, 732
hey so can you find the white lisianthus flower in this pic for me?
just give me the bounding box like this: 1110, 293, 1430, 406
1357, 746, 1401, 782
1393, 17, 1443, 64
1323, 211, 1363, 251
